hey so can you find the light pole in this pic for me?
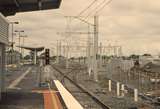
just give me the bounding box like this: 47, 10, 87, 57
14, 30, 24, 63
20, 35, 27, 59
10, 22, 19, 50
15, 30, 24, 52
9, 22, 19, 64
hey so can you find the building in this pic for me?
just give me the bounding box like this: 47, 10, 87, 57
0, 13, 9, 100
139, 55, 154, 67
6, 50, 21, 65
17, 46, 44, 65
0, 0, 61, 101
141, 62, 160, 84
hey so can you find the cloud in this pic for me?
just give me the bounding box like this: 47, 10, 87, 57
6, 0, 160, 55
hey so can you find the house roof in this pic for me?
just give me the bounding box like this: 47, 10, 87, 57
17, 45, 44, 52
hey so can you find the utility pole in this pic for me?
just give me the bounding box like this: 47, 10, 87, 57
15, 30, 24, 63
9, 22, 19, 64
15, 30, 24, 53
99, 42, 103, 69
93, 15, 99, 82
63, 45, 66, 58
59, 41, 62, 57
118, 46, 122, 57
87, 26, 90, 75
20, 35, 27, 64
66, 45, 69, 69
102, 46, 105, 64
63, 16, 99, 81
56, 40, 59, 63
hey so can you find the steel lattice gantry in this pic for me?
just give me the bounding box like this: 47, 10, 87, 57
0, 0, 62, 16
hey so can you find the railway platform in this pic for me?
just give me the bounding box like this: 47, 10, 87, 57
0, 64, 85, 109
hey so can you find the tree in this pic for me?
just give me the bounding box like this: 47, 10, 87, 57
129, 54, 139, 59
24, 55, 31, 60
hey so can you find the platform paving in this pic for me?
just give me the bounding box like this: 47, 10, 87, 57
0, 64, 64, 109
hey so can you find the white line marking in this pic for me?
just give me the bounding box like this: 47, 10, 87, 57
8, 67, 32, 89
54, 80, 84, 109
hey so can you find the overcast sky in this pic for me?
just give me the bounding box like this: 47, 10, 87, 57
7, 0, 160, 56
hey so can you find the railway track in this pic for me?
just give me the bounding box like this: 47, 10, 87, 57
52, 65, 111, 109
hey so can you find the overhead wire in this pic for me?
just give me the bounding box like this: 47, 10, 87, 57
65, 0, 113, 41
73, 0, 113, 28
84, 0, 106, 19
69, 0, 102, 26
77, 0, 98, 17
66, 0, 99, 32
84, 0, 113, 20
95, 0, 113, 14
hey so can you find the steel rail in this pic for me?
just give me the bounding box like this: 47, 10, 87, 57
52, 65, 111, 109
